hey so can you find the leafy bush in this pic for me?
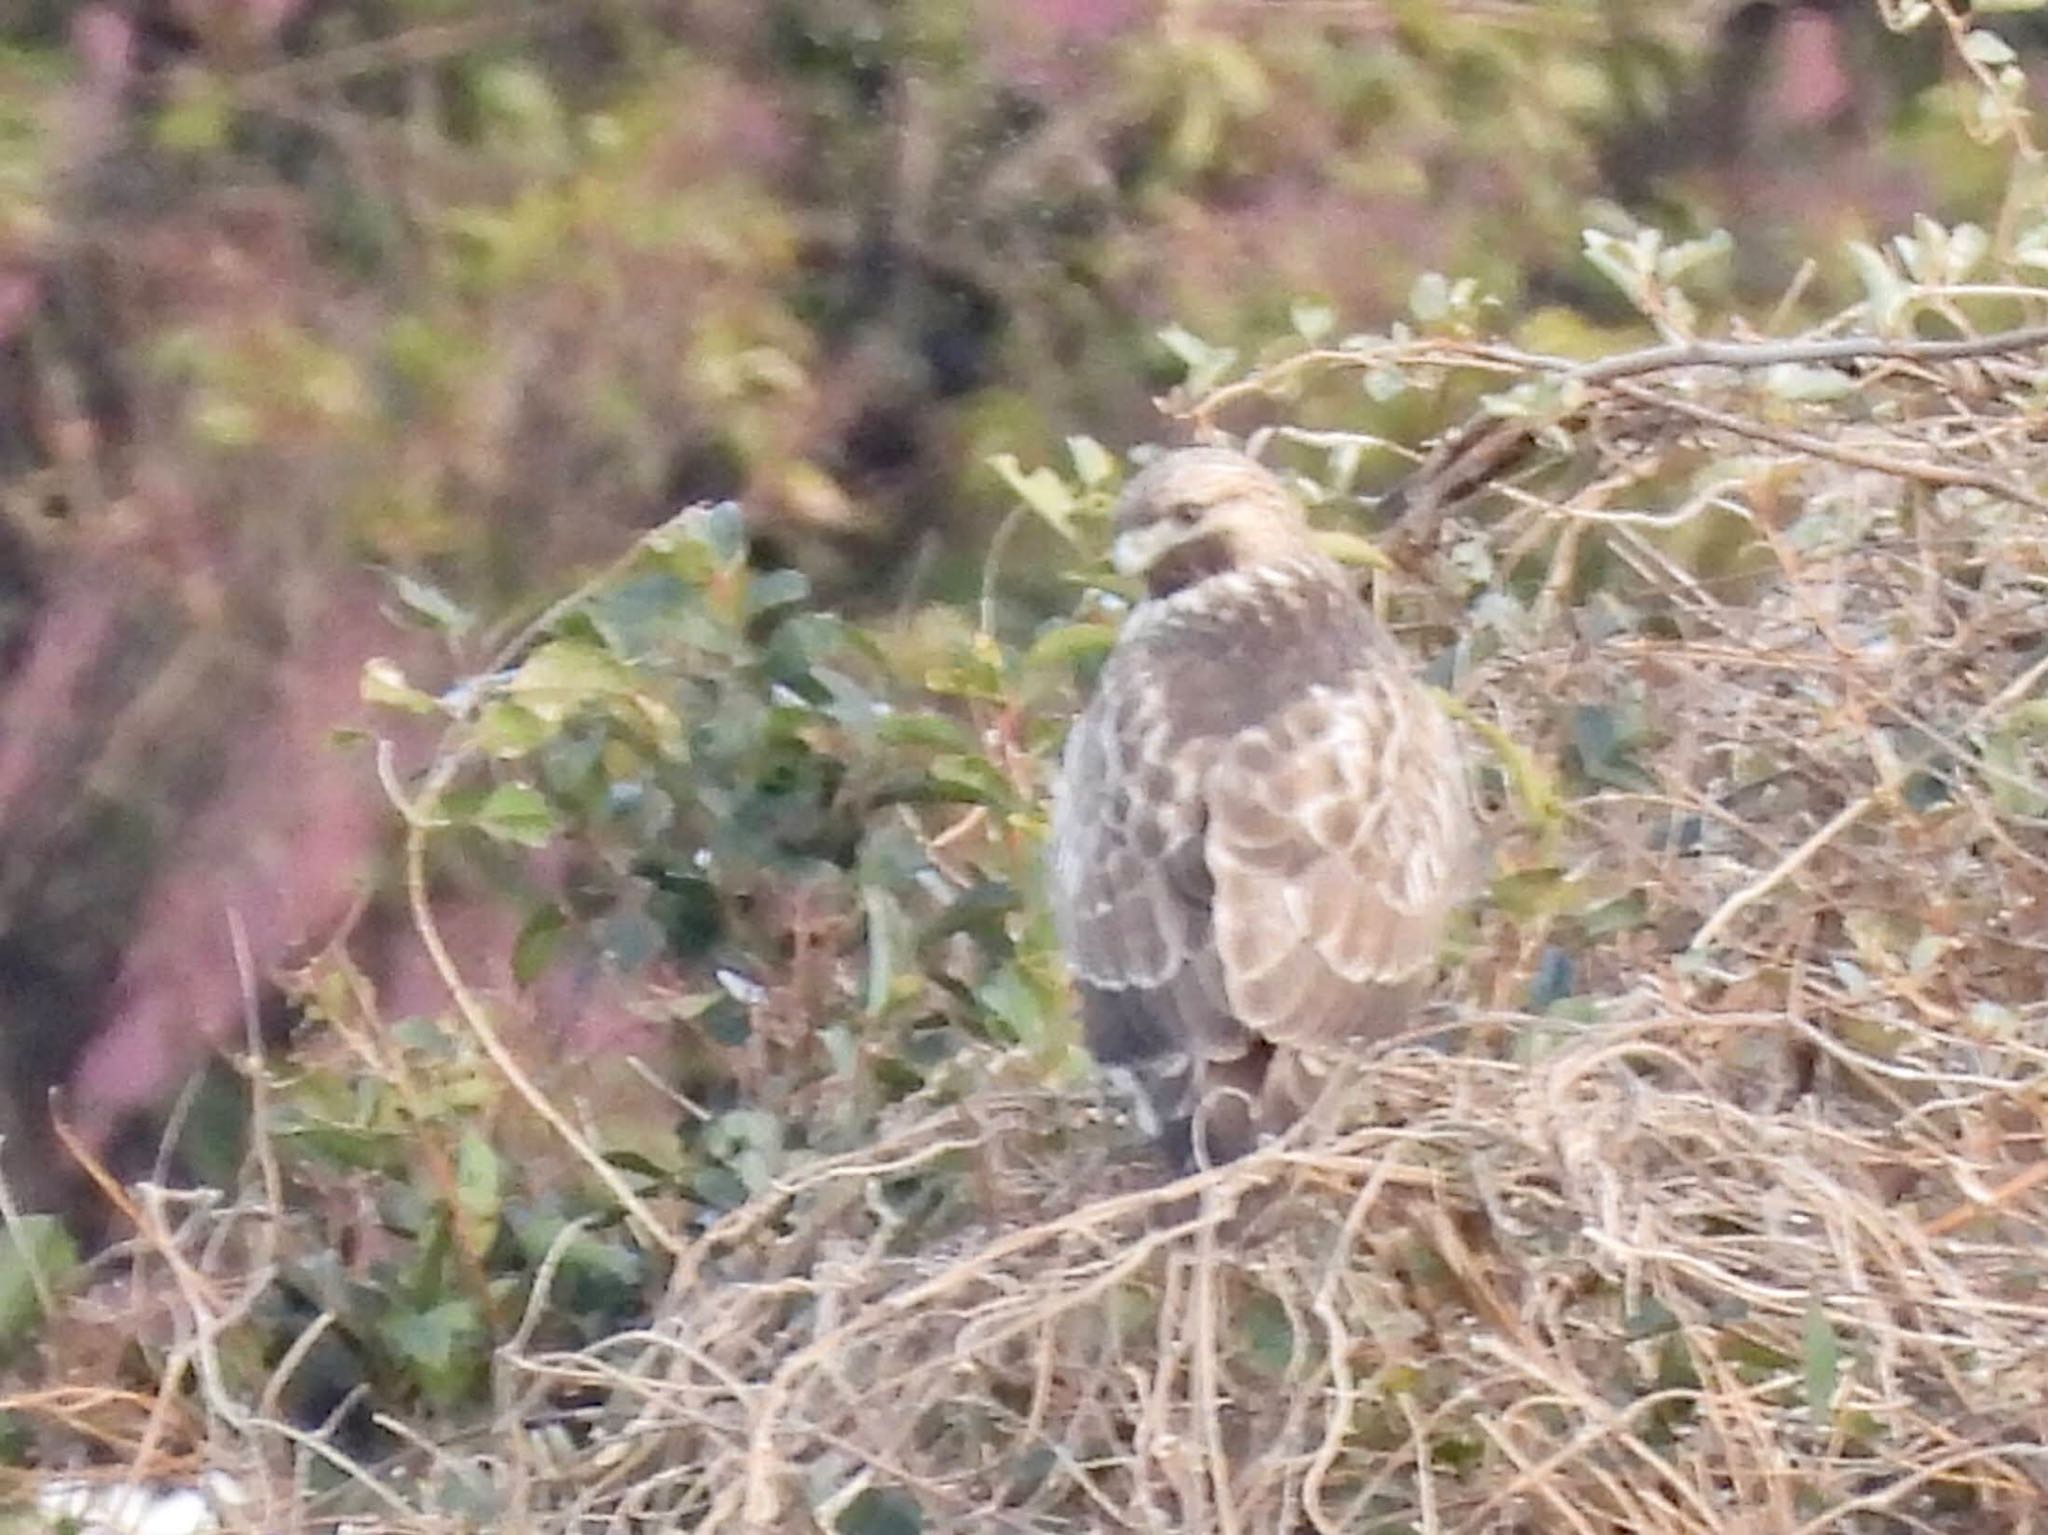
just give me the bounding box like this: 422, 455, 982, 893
29, 471, 1132, 1468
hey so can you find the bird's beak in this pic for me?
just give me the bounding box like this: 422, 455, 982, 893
1112, 523, 1177, 578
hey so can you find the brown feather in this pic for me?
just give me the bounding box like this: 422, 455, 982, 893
1048, 448, 1479, 1169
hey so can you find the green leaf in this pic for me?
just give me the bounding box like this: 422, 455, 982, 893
975, 963, 1051, 1048
191, 396, 259, 448
1622, 1296, 1679, 1341
1480, 374, 1578, 422
1155, 324, 1238, 395
875, 712, 975, 753
1431, 1433, 1484, 1472
1363, 364, 1408, 402
472, 701, 552, 757
1581, 230, 1646, 307
1899, 217, 1988, 284
1655, 228, 1732, 281
391, 574, 475, 636
1447, 702, 1565, 845
1846, 241, 1907, 330
1763, 364, 1854, 403
1022, 622, 1117, 675
277, 1117, 404, 1173
156, 77, 233, 154
706, 1108, 783, 1196
926, 753, 1017, 808
676, 499, 748, 564
1568, 702, 1654, 790
862, 885, 906, 1018
1410, 270, 1453, 321
1310, 529, 1394, 572
1491, 866, 1577, 921
594, 910, 663, 971
1803, 1294, 1840, 1418
588, 572, 693, 660
381, 1298, 485, 1391
511, 904, 569, 985
0, 1217, 79, 1355
507, 639, 640, 721
362, 658, 442, 715
689, 1160, 746, 1209
1580, 891, 1650, 938
1239, 1289, 1296, 1374
600, 1151, 672, 1196
924, 656, 1006, 702
454, 1130, 503, 1252
1065, 434, 1117, 488
1982, 729, 2048, 817
475, 60, 564, 139
701, 994, 751, 1046
1962, 27, 2019, 66
473, 783, 559, 848
1528, 945, 1577, 1010
987, 454, 1079, 542
746, 567, 811, 616
1994, 698, 2048, 739
836, 1487, 923, 1535
1290, 299, 1336, 343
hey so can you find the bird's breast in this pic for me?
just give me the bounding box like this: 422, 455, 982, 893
1127, 561, 1386, 748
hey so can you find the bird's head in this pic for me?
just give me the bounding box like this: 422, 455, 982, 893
1111, 447, 1318, 599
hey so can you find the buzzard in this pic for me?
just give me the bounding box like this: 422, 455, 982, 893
1049, 447, 1478, 1169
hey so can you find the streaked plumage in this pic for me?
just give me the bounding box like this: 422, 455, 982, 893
1049, 447, 1478, 1169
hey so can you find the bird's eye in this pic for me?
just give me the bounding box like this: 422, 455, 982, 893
1170, 502, 1201, 526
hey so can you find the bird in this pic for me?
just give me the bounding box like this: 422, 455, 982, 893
1048, 446, 1479, 1171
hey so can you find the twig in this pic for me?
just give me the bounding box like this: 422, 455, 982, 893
1605, 378, 2048, 516
1560, 322, 2048, 386
1192, 1199, 1242, 1535
1193, 320, 2048, 547
1687, 791, 1887, 955
384, 746, 688, 1262
1921, 1160, 2048, 1239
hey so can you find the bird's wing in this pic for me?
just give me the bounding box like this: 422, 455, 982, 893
1203, 671, 1475, 1052
1049, 654, 1247, 1065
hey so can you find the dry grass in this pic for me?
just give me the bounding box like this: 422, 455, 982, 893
497, 1023, 2048, 1534
31, 1009, 2048, 1533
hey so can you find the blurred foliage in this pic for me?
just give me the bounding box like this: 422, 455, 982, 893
1, 0, 2024, 597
